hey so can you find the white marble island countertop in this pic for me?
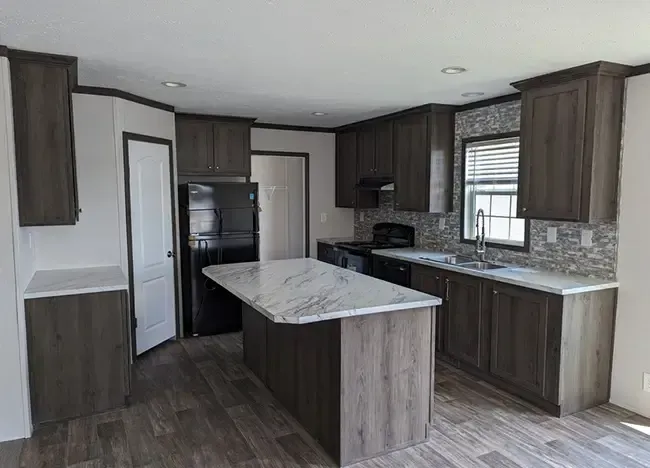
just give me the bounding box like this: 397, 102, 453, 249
24, 266, 128, 300
373, 249, 619, 295
203, 258, 441, 324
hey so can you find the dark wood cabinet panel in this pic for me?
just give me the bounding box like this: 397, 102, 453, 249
175, 119, 214, 173
410, 264, 445, 352
335, 130, 377, 209
393, 111, 454, 213
357, 125, 376, 178
266, 321, 298, 414
213, 121, 252, 176
11, 58, 78, 226
242, 303, 267, 383
518, 81, 587, 220
26, 291, 128, 425
374, 120, 394, 177
513, 62, 627, 222
317, 242, 337, 265
490, 283, 550, 397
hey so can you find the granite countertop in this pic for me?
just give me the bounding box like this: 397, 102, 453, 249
203, 258, 441, 324
316, 237, 354, 246
372, 249, 619, 295
24, 266, 129, 300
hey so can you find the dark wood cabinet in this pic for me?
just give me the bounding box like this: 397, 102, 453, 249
242, 303, 267, 383
175, 115, 254, 176
175, 118, 214, 173
490, 283, 553, 398
357, 121, 394, 179
317, 242, 338, 265
357, 125, 376, 178
410, 264, 445, 352
393, 109, 454, 213
335, 130, 378, 209
371, 256, 410, 287
512, 62, 627, 222
444, 273, 490, 370
10, 51, 79, 226
25, 291, 129, 425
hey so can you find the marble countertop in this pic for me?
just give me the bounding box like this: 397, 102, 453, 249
24, 266, 128, 300
316, 237, 355, 246
203, 258, 441, 324
373, 249, 619, 295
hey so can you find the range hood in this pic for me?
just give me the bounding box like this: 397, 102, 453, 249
356, 176, 394, 191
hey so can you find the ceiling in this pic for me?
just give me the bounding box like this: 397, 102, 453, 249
2, 1, 650, 127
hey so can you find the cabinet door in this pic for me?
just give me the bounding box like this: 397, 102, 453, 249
12, 60, 77, 226
490, 283, 549, 396
374, 120, 394, 177
213, 122, 252, 176
175, 119, 214, 174
393, 114, 429, 212
336, 131, 359, 208
26, 291, 127, 424
317, 243, 337, 265
410, 265, 444, 352
444, 273, 485, 368
518, 80, 588, 221
357, 125, 376, 178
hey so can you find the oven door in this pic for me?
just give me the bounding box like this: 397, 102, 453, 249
338, 250, 369, 275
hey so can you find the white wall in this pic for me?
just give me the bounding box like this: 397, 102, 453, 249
611, 74, 650, 418
251, 128, 354, 257
0, 56, 31, 441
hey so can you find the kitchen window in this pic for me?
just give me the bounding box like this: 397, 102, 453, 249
460, 132, 530, 251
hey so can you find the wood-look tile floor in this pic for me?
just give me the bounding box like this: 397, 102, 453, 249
5, 333, 650, 467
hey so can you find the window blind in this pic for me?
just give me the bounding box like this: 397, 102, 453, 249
465, 137, 520, 185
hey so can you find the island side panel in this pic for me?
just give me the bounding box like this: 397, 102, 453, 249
339, 306, 432, 466
242, 303, 267, 383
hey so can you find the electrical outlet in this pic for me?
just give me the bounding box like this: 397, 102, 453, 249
439, 218, 446, 230
643, 373, 650, 392
359, 212, 365, 222
320, 212, 327, 223
547, 227, 557, 243
581, 230, 593, 247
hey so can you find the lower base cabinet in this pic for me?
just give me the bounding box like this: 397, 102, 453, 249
26, 290, 130, 426
408, 259, 617, 417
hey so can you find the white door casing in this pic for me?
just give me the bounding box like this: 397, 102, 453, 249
127, 139, 176, 355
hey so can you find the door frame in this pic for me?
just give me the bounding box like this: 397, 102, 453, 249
251, 150, 310, 257
122, 132, 180, 359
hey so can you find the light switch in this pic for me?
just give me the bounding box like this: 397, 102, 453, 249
439, 218, 446, 230
546, 227, 557, 243
359, 212, 365, 222
581, 230, 593, 247
320, 212, 328, 223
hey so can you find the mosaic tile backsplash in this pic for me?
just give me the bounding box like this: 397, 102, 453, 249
354, 101, 619, 279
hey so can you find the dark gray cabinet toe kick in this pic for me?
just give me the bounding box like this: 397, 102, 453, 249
402, 260, 616, 417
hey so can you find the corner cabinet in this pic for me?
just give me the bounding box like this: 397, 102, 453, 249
10, 50, 79, 226
512, 61, 628, 222
335, 130, 378, 209
393, 108, 455, 213
176, 114, 254, 176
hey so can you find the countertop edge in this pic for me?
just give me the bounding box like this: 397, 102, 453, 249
372, 250, 619, 296
316, 237, 354, 246
24, 284, 128, 300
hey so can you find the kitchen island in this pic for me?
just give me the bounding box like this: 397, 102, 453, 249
203, 258, 442, 466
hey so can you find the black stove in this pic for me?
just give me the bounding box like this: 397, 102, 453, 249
334, 223, 415, 274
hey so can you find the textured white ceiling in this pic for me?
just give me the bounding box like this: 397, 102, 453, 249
1, 0, 649, 126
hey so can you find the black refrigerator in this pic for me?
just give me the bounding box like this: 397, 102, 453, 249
179, 182, 259, 336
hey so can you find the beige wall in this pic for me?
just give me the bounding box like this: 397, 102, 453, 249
0, 56, 31, 440
611, 73, 650, 418
251, 128, 354, 257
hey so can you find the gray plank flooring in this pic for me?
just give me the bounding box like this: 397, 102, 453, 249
2, 332, 649, 467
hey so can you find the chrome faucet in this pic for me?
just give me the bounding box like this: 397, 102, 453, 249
475, 209, 487, 262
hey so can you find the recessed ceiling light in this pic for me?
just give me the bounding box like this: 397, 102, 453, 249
161, 81, 187, 88
461, 92, 485, 98
312, 112, 327, 116
441, 66, 467, 75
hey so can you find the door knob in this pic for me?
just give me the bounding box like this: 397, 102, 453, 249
167, 251, 176, 258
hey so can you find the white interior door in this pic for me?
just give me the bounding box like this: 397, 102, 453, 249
251, 155, 306, 260
128, 139, 176, 355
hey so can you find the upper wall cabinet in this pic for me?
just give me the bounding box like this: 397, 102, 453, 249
512, 61, 629, 222
10, 50, 79, 226
176, 114, 255, 177
393, 107, 455, 213
357, 120, 394, 179
335, 130, 378, 209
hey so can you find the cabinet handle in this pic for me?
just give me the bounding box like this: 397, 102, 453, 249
493, 290, 498, 295
208, 165, 213, 169
435, 276, 440, 281
399, 267, 406, 271
445, 278, 450, 301
522, 207, 527, 212
216, 166, 220, 169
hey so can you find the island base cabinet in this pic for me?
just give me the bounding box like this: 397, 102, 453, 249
241, 305, 434, 467
26, 291, 129, 426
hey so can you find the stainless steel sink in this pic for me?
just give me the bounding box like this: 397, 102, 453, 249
458, 261, 507, 271
419, 255, 474, 265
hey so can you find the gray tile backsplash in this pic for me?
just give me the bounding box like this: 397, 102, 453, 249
354, 101, 619, 279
